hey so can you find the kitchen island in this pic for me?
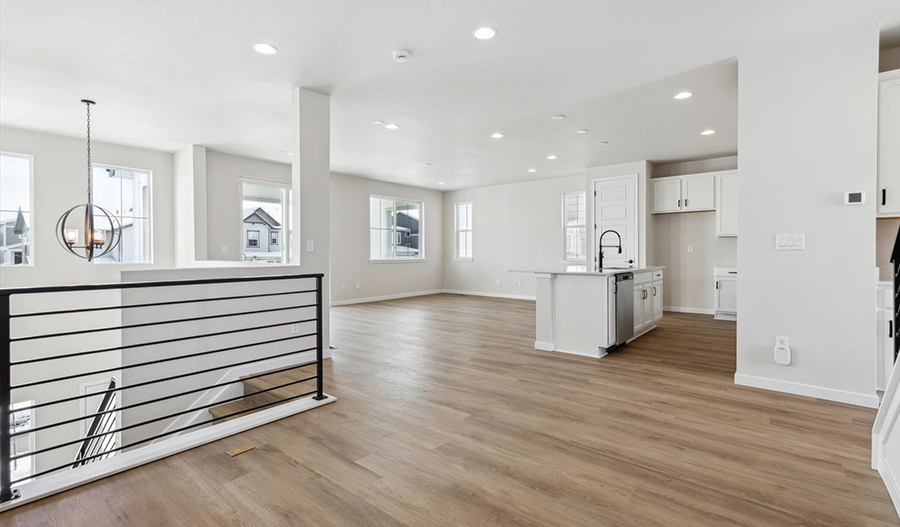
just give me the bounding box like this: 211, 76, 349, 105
510, 266, 665, 358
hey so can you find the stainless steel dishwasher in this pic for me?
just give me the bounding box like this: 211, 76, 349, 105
613, 272, 634, 349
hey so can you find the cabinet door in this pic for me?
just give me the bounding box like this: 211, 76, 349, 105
643, 286, 653, 325
652, 178, 682, 213
878, 73, 900, 216
715, 279, 737, 314
682, 175, 715, 211
716, 173, 738, 237
651, 280, 663, 322
633, 284, 645, 333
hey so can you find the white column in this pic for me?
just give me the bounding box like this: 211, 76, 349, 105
173, 144, 207, 266
291, 88, 331, 351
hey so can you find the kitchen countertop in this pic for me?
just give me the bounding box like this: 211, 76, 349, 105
508, 265, 665, 276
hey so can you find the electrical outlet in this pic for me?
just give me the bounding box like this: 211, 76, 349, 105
221, 245, 227, 253
495, 279, 501, 285
432, 277, 436, 283
514, 280, 522, 286
355, 283, 360, 290
306, 240, 315, 252
775, 336, 789, 347
341, 284, 346, 291
687, 245, 693, 253
291, 323, 300, 334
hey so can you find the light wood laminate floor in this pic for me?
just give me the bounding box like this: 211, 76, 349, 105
2, 294, 895, 526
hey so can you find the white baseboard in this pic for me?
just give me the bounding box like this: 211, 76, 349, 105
442, 289, 536, 301
878, 459, 900, 519
1, 394, 336, 511
734, 373, 880, 408
330, 289, 443, 306
664, 305, 715, 315
534, 341, 554, 351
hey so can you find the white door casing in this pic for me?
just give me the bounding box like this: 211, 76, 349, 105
594, 175, 638, 269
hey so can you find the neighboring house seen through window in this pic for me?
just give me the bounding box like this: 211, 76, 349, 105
0, 153, 33, 266
241, 179, 290, 264
370, 195, 423, 260
563, 191, 587, 262
92, 165, 152, 264
455, 202, 473, 260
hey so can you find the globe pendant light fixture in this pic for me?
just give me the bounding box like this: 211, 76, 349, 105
56, 100, 121, 261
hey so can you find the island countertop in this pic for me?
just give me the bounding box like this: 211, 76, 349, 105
508, 265, 665, 276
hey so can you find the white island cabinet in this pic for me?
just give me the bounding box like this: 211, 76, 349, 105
511, 266, 665, 358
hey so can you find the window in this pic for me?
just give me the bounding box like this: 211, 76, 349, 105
563, 191, 587, 262
242, 179, 291, 263
455, 202, 473, 260
247, 230, 260, 248
92, 165, 151, 264
0, 153, 33, 266
369, 196, 423, 260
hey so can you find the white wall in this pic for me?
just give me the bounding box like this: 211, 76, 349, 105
736, 22, 880, 407
443, 175, 586, 298
652, 156, 738, 313
330, 173, 443, 304
0, 126, 175, 288
205, 150, 291, 262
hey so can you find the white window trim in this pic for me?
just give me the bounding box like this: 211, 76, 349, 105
239, 177, 292, 264
0, 151, 35, 267
368, 194, 425, 263
91, 162, 154, 265
561, 190, 587, 264
454, 202, 473, 261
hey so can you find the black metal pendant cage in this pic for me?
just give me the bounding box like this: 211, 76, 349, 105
55, 202, 122, 261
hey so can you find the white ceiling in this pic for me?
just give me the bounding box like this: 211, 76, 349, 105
1, 1, 898, 190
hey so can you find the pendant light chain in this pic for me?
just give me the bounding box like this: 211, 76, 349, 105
86, 101, 92, 203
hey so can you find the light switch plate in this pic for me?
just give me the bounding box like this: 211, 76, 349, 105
306, 240, 315, 252
775, 234, 805, 250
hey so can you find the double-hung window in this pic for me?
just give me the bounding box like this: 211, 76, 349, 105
562, 191, 587, 262
0, 153, 34, 266
92, 165, 152, 263
455, 202, 473, 260
369, 195, 423, 261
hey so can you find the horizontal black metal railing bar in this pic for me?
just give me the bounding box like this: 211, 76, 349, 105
11, 375, 321, 462
11, 328, 317, 390
12, 318, 316, 367
13, 364, 318, 437
11, 388, 319, 485
10, 289, 317, 319
10, 304, 316, 343
0, 272, 324, 296
12, 349, 318, 414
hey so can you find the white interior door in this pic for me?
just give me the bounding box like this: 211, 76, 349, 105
594, 175, 638, 269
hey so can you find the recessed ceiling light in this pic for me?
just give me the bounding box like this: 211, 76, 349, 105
384, 123, 400, 130
527, 169, 538, 173
576, 129, 589, 134
552, 115, 566, 121
373, 120, 384, 125
701, 129, 716, 136
490, 132, 504, 139
674, 92, 693, 100
472, 27, 497, 40
438, 182, 446, 185
546, 155, 558, 160
253, 43, 278, 56
596, 141, 609, 146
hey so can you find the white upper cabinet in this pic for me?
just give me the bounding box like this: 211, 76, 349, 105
878, 70, 900, 217
716, 172, 738, 237
651, 173, 717, 214
681, 174, 715, 211
651, 178, 682, 213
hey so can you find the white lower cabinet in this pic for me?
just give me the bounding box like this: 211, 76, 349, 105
877, 283, 895, 392
633, 271, 664, 336
714, 266, 737, 320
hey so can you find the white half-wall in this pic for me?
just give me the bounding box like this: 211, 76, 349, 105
736, 22, 879, 407
652, 156, 738, 313
330, 173, 444, 304
443, 175, 586, 298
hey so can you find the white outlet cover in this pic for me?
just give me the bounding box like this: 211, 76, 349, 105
775, 336, 789, 347
306, 240, 315, 252
341, 284, 345, 291
495, 279, 501, 285
221, 245, 227, 253
355, 283, 360, 289
291, 323, 300, 334
687, 245, 693, 253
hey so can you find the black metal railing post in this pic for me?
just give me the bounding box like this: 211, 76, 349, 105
313, 275, 325, 401
1, 293, 19, 502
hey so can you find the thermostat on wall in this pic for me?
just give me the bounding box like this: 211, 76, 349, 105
844, 191, 865, 205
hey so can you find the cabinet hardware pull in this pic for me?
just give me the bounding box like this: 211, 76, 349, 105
678, 199, 681, 208
685, 199, 688, 207
883, 189, 887, 206
716, 281, 719, 289
890, 320, 893, 337
653, 287, 657, 296
728, 271, 737, 274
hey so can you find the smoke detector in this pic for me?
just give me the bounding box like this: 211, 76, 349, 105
393, 50, 411, 63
